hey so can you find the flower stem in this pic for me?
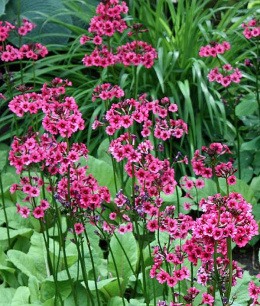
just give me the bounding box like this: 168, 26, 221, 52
0, 172, 10, 248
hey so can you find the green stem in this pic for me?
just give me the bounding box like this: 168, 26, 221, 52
81, 218, 101, 306
226, 237, 233, 300
108, 242, 126, 305
33, 60, 36, 89
17, 0, 23, 84
148, 234, 156, 305
176, 183, 180, 216
234, 115, 241, 179
27, 170, 62, 303
48, 177, 78, 306
255, 38, 260, 130
0, 172, 11, 248
72, 227, 93, 305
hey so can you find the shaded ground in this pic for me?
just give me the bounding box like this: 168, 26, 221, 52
233, 241, 260, 276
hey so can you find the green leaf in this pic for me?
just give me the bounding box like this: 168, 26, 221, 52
108, 296, 128, 306
250, 176, 260, 201
0, 288, 16, 306
88, 278, 124, 300
87, 155, 119, 197
97, 138, 112, 166
129, 299, 146, 306
108, 232, 137, 293
235, 94, 258, 116
241, 136, 260, 152
11, 286, 30, 306
0, 149, 8, 171
28, 276, 40, 303
0, 228, 33, 251
0, 0, 9, 16
7, 250, 42, 281
41, 280, 72, 301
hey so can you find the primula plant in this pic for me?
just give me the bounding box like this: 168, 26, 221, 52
0, 0, 259, 306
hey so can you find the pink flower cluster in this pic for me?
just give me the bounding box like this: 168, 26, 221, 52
242, 19, 260, 39
82, 45, 116, 68
191, 143, 232, 179
0, 19, 47, 62
199, 41, 230, 58
57, 169, 110, 211
194, 192, 258, 248
116, 41, 157, 68
0, 19, 35, 42
249, 277, 260, 306
151, 245, 190, 286
0, 21, 15, 41
82, 41, 157, 69
10, 131, 111, 220
109, 134, 180, 195
92, 83, 125, 102
207, 65, 242, 87
93, 94, 187, 140
80, 0, 158, 69
88, 0, 128, 37
18, 18, 36, 36
1, 43, 48, 62
11, 176, 50, 219
9, 78, 84, 138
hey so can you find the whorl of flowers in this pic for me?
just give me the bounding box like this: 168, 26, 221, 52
242, 19, 260, 39
88, 0, 128, 37
9, 78, 84, 138
116, 41, 158, 68
207, 65, 242, 87
92, 83, 125, 102
199, 41, 230, 58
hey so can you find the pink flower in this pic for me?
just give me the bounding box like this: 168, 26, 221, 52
20, 206, 30, 218
202, 293, 214, 306
109, 212, 117, 220
227, 175, 236, 185
33, 206, 44, 219
74, 223, 85, 234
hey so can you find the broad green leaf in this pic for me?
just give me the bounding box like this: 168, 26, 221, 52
250, 176, 260, 201
253, 151, 260, 175
97, 138, 112, 166
0, 228, 33, 251
88, 278, 124, 300
87, 155, 119, 197
0, 0, 8, 16
11, 286, 30, 306
28, 276, 40, 303
108, 296, 128, 306
0, 288, 16, 306
241, 136, 260, 152
108, 232, 137, 293
28, 232, 55, 280
129, 299, 146, 306
64, 283, 90, 306
0, 207, 34, 230
7, 249, 45, 281
0, 149, 8, 171
235, 94, 258, 116
41, 280, 72, 301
